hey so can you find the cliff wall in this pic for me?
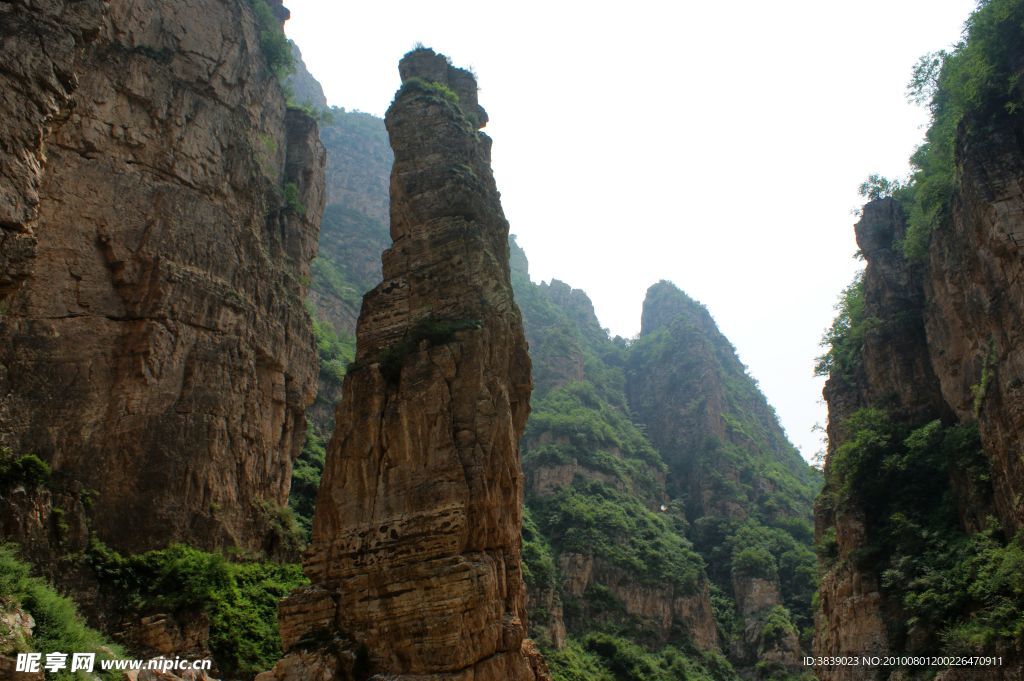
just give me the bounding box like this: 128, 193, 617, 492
0, 0, 324, 558
814, 60, 1024, 681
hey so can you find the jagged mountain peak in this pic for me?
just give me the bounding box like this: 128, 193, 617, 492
639, 279, 716, 337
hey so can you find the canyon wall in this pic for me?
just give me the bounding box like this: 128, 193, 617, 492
0, 0, 324, 558
815, 83, 1024, 681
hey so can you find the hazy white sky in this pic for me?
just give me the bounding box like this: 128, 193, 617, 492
286, 0, 978, 462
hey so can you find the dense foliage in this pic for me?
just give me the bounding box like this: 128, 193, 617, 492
86, 541, 307, 676
248, 0, 293, 80
0, 446, 50, 492
0, 545, 123, 679
532, 479, 703, 591
820, 409, 1024, 658
884, 0, 1024, 259
814, 274, 868, 379
510, 241, 819, 678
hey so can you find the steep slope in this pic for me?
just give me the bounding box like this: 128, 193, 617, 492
814, 2, 1024, 678
280, 47, 393, 533
511, 244, 818, 680
0, 0, 324, 562
303, 112, 391, 433
627, 283, 819, 673
263, 48, 546, 681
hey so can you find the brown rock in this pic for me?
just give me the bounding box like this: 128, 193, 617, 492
814, 111, 1024, 676
925, 120, 1024, 533
0, 0, 324, 557
263, 48, 539, 680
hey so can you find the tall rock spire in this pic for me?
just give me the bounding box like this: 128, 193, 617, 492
262, 48, 546, 681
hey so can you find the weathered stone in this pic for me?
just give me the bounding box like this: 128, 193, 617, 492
0, 0, 324, 558
815, 110, 1024, 677
263, 48, 540, 680
126, 612, 211, 660
925, 120, 1024, 533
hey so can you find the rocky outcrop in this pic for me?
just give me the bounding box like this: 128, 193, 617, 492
262, 48, 543, 680
0, 0, 324, 558
814, 108, 1024, 678
925, 120, 1024, 533
627, 282, 816, 524
557, 553, 719, 650
813, 200, 941, 679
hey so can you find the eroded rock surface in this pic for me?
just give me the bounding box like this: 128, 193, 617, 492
263, 48, 543, 680
0, 0, 324, 557
814, 110, 1024, 678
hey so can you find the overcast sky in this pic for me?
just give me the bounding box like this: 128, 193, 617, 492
285, 0, 978, 462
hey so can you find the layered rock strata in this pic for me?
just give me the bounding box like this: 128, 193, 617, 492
815, 108, 1024, 678
814, 200, 945, 678
0, 0, 324, 556
263, 48, 543, 680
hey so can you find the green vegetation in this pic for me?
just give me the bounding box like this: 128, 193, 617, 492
972, 338, 997, 417
0, 447, 50, 492
248, 0, 293, 80
533, 479, 703, 591
893, 0, 1024, 259
509, 246, 818, 676
286, 100, 335, 125
814, 273, 869, 379
399, 76, 461, 106
820, 408, 1024, 656
282, 181, 305, 215
545, 633, 740, 681
312, 313, 355, 385
0, 544, 123, 678
377, 316, 480, 384
521, 507, 557, 593
858, 173, 906, 201
86, 540, 307, 676
290, 423, 326, 537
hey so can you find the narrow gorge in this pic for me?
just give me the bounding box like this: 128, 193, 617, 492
2, 1, 1023, 681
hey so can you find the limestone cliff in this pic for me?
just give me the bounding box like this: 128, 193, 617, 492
263, 48, 545, 681
0, 0, 324, 559
813, 199, 943, 679
814, 20, 1024, 675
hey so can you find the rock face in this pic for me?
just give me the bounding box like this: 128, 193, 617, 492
814, 200, 944, 678
814, 107, 1024, 678
264, 48, 542, 680
0, 0, 324, 556
626, 282, 817, 673
925, 121, 1024, 533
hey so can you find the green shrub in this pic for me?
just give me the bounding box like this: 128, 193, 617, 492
0, 448, 51, 491
900, 0, 1024, 259
759, 605, 797, 646
282, 181, 305, 215
399, 76, 461, 106
248, 0, 293, 80
0, 544, 123, 678
815, 274, 871, 379
731, 545, 777, 580
86, 540, 308, 676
